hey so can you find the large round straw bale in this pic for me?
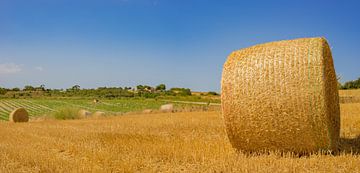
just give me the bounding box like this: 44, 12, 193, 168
78, 109, 92, 119
221, 37, 340, 153
9, 108, 29, 122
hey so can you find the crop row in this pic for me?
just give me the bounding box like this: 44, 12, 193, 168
0, 99, 55, 120
0, 98, 168, 121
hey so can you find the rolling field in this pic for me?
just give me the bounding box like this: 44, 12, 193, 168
0, 102, 360, 172
0, 90, 359, 172
0, 99, 54, 120
0, 98, 220, 121
0, 99, 170, 120
1, 89, 358, 121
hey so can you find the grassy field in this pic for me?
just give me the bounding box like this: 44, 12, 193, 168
1, 89, 359, 121
0, 102, 359, 172
0, 97, 221, 121
0, 98, 176, 120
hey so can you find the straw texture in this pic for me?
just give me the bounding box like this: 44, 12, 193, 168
9, 108, 29, 123
160, 104, 174, 113
93, 111, 105, 117
221, 37, 340, 153
78, 109, 92, 119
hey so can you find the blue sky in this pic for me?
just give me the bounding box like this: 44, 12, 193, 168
0, 0, 359, 91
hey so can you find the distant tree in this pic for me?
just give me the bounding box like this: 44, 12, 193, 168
71, 85, 81, 91
136, 85, 152, 92
143, 85, 153, 91
156, 84, 166, 92
12, 88, 20, 92
182, 88, 191, 96
142, 92, 159, 98
341, 77, 360, 89
36, 84, 46, 91
0, 87, 7, 95
207, 91, 219, 96
136, 85, 145, 91
24, 85, 35, 91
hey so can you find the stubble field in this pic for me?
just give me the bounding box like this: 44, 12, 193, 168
0, 101, 360, 172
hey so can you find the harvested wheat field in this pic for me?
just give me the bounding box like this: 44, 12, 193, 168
0, 104, 360, 172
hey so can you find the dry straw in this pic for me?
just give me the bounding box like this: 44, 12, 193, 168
78, 109, 92, 119
9, 108, 29, 122
160, 104, 174, 113
221, 37, 340, 153
93, 111, 105, 117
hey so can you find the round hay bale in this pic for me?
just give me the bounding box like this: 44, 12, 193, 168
93, 111, 105, 117
78, 109, 92, 119
221, 37, 340, 153
9, 108, 29, 123
160, 104, 174, 113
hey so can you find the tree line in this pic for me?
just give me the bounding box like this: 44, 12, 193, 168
0, 84, 201, 99
339, 77, 360, 90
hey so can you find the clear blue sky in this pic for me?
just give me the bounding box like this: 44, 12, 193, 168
0, 0, 359, 91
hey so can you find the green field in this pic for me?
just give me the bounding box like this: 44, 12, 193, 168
0, 98, 221, 121
0, 98, 169, 120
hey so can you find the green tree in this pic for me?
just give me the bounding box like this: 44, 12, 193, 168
12, 88, 20, 92
24, 85, 35, 91
156, 84, 166, 92
207, 91, 219, 96
341, 77, 360, 89
71, 85, 81, 91
36, 84, 46, 91
0, 87, 7, 95
136, 85, 145, 91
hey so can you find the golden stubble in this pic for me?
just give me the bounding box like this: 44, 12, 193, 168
0, 103, 359, 172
